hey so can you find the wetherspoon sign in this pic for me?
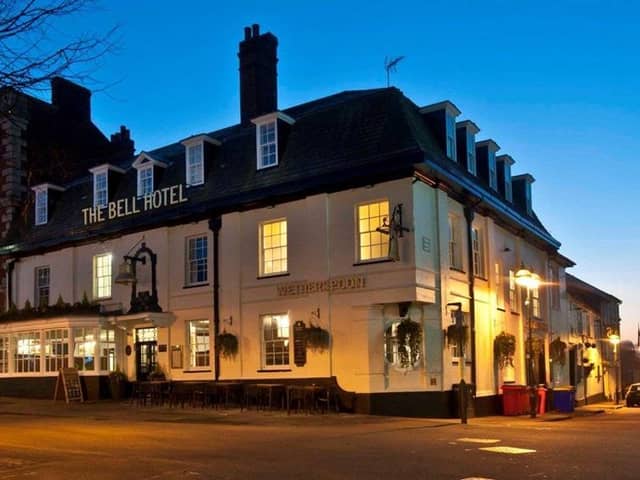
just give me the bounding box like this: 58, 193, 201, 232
82, 184, 188, 225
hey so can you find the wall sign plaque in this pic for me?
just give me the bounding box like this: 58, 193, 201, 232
277, 275, 366, 297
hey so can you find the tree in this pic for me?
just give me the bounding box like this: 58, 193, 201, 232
0, 0, 115, 110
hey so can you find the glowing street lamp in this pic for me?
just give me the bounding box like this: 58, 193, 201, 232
515, 266, 541, 418
608, 333, 621, 404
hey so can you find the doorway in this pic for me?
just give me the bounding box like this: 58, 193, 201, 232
135, 327, 158, 381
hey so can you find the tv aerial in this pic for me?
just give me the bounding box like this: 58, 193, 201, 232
385, 55, 405, 87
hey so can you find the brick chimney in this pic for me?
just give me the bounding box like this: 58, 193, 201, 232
238, 24, 278, 125
51, 77, 91, 123
110, 125, 135, 157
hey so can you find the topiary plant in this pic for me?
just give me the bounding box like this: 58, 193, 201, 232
494, 331, 516, 369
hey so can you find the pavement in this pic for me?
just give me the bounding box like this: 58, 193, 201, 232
0, 396, 625, 426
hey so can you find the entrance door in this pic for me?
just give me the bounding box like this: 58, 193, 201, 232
135, 328, 158, 381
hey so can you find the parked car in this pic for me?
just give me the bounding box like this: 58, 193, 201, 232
625, 383, 640, 407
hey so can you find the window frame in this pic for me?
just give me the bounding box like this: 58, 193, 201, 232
467, 130, 477, 175
509, 269, 519, 314
259, 218, 288, 277
472, 227, 485, 278
186, 143, 205, 186
93, 169, 109, 208
99, 328, 117, 372
44, 328, 69, 372
448, 214, 463, 270
0, 335, 8, 374
446, 114, 457, 160
73, 327, 96, 371
35, 188, 48, 226
256, 120, 278, 169
185, 235, 209, 286
186, 319, 210, 370
137, 164, 154, 197
261, 313, 290, 369
356, 200, 390, 263
14, 331, 41, 373
34, 265, 50, 308
93, 253, 113, 300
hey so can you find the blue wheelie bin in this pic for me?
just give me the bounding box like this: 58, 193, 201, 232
553, 386, 575, 413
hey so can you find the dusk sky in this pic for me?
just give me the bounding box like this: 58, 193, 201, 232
50, 1, 638, 341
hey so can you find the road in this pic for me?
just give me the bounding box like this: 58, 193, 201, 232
0, 398, 638, 479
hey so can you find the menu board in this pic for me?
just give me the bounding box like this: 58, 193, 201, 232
53, 368, 84, 403
293, 321, 307, 367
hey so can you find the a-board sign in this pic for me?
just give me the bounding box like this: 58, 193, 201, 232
53, 368, 84, 403
293, 320, 307, 367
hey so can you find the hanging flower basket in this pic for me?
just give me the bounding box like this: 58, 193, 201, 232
446, 324, 469, 348
306, 324, 330, 352
494, 331, 516, 369
217, 331, 239, 359
549, 337, 567, 366
396, 319, 423, 368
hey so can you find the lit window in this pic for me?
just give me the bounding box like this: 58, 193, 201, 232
186, 235, 208, 285
448, 215, 462, 270
532, 286, 541, 318
385, 321, 422, 368
35, 265, 50, 308
262, 314, 289, 368
186, 143, 204, 186
93, 253, 112, 299
187, 320, 210, 368
257, 121, 277, 169
0, 336, 9, 374
472, 228, 485, 278
100, 329, 116, 371
35, 189, 48, 225
14, 331, 41, 373
357, 200, 389, 261
94, 170, 108, 208
73, 328, 96, 371
44, 329, 69, 372
509, 270, 519, 313
137, 165, 154, 197
260, 219, 287, 276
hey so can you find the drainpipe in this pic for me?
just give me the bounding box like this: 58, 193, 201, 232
208, 216, 222, 381
6, 259, 17, 311
463, 206, 477, 388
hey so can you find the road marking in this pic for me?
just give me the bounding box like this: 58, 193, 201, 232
456, 437, 501, 444
460, 478, 496, 480
479, 446, 536, 454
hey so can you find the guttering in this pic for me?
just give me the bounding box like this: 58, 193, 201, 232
418, 158, 561, 250
208, 216, 222, 381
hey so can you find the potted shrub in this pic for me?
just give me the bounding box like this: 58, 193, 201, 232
217, 330, 239, 359
149, 364, 166, 381
306, 324, 330, 352
494, 331, 516, 369
396, 319, 423, 368
446, 323, 469, 349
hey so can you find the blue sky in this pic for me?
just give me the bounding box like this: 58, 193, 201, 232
52, 1, 638, 340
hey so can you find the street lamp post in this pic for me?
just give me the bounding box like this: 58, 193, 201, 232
608, 333, 620, 404
515, 266, 541, 418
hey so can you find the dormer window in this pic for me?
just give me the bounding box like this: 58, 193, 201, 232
35, 188, 48, 225
187, 143, 204, 186
181, 134, 221, 187
251, 112, 295, 170
132, 153, 167, 197
89, 164, 124, 208
419, 101, 461, 161
32, 183, 65, 226
138, 165, 153, 196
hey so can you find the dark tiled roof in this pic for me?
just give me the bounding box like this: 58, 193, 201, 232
1, 87, 561, 255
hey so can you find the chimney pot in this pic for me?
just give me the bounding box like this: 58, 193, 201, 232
244, 26, 251, 40
252, 24, 260, 36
